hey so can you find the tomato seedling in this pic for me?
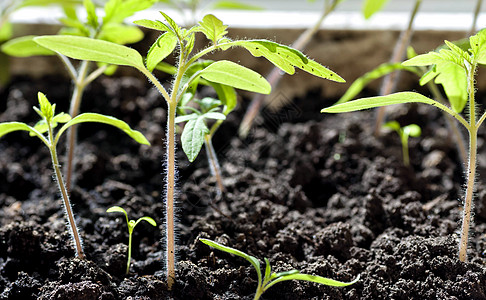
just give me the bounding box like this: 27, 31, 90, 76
322, 29, 486, 262
107, 206, 157, 274
34, 12, 344, 288
383, 121, 421, 167
0, 92, 149, 259
200, 238, 359, 300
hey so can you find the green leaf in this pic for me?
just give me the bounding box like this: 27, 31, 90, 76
107, 205, 129, 224
264, 258, 272, 281
470, 29, 486, 64
56, 113, 150, 145
383, 120, 401, 132
321, 92, 437, 113
53, 112, 72, 123
146, 32, 178, 72
402, 52, 444, 67
107, 205, 128, 215
199, 238, 262, 285
337, 62, 418, 104
0, 21, 13, 42
200, 60, 271, 94
195, 97, 222, 113
198, 14, 228, 44
160, 11, 182, 37
34, 35, 145, 70
419, 66, 438, 86
135, 216, 157, 227
267, 273, 360, 290
84, 0, 98, 28
362, 0, 390, 19
155, 61, 177, 74
233, 40, 344, 82
2, 36, 54, 57
175, 113, 199, 123
99, 24, 144, 45
204, 112, 226, 120
403, 124, 421, 137
210, 83, 237, 115
210, 1, 262, 10
434, 62, 467, 113
181, 117, 209, 162
133, 19, 170, 32
103, 0, 155, 24
38, 92, 54, 120
0, 122, 39, 139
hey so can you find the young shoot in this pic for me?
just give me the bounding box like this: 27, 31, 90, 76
107, 206, 157, 274
383, 121, 421, 167
176, 91, 235, 194
322, 29, 486, 262
1, 0, 154, 191
199, 238, 359, 300
33, 12, 344, 289
0, 92, 150, 259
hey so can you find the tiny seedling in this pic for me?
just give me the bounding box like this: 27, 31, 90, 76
383, 121, 421, 167
199, 238, 359, 300
322, 29, 486, 262
2, 0, 154, 191
33, 12, 344, 289
106, 206, 157, 274
0, 92, 150, 259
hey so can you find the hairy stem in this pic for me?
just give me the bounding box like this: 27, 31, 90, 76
65, 60, 90, 192
48, 122, 85, 259
459, 60, 478, 262
165, 100, 177, 289
374, 0, 422, 136
459, 129, 477, 262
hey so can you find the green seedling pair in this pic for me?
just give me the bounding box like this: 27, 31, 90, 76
107, 206, 157, 274
383, 121, 421, 167
200, 238, 359, 300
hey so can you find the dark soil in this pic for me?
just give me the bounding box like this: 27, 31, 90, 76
1, 75, 486, 300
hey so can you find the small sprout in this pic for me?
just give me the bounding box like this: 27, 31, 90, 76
107, 206, 157, 274
199, 238, 359, 300
383, 121, 421, 167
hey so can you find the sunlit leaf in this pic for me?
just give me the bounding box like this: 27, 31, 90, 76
34, 35, 145, 69
146, 32, 178, 72
200, 60, 270, 94
56, 113, 150, 145
181, 117, 208, 162
322, 92, 437, 113
362, 0, 390, 19
337, 62, 418, 104
99, 24, 144, 45
198, 14, 228, 44
2, 36, 54, 57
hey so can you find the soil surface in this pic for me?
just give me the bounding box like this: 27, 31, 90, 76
1, 75, 486, 300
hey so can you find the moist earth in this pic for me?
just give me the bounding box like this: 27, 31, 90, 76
0, 75, 486, 299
